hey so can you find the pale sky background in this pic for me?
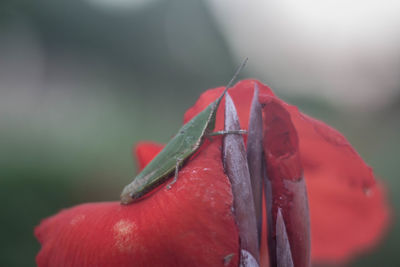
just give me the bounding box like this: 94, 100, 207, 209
206, 0, 400, 110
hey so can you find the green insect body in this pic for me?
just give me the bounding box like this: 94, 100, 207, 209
120, 59, 247, 204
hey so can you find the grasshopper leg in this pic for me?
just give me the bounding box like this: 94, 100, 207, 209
166, 157, 183, 190
208, 129, 248, 136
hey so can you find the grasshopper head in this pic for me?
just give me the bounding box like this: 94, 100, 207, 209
120, 191, 134, 205
120, 180, 145, 205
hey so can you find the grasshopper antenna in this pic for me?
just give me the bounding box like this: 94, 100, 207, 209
215, 58, 248, 106
224, 57, 248, 94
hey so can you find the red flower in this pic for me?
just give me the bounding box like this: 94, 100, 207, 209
35, 80, 389, 266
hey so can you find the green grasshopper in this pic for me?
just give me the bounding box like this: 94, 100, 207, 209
120, 59, 248, 204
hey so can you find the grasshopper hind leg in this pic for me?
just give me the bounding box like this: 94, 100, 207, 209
166, 157, 183, 190
208, 129, 248, 136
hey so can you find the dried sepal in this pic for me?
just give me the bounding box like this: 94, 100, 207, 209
246, 84, 264, 243
223, 92, 260, 265
240, 249, 260, 267
263, 156, 273, 265
276, 208, 294, 267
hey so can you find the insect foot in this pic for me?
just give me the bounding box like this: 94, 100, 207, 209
166, 158, 183, 190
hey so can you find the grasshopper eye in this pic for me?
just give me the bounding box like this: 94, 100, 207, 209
129, 192, 143, 201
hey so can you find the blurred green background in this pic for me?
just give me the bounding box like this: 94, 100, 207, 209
0, 0, 399, 266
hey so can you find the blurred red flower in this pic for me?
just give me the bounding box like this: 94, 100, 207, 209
35, 80, 389, 267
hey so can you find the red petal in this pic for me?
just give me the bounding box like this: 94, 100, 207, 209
281, 108, 390, 263
134, 142, 164, 171
263, 99, 311, 267
184, 79, 389, 263
36, 141, 239, 267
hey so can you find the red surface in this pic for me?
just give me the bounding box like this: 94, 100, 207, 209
184, 79, 390, 263
36, 79, 390, 266
263, 101, 302, 183
35, 141, 240, 267
263, 100, 310, 267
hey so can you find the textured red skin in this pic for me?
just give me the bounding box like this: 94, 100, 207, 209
183, 79, 390, 263
263, 101, 302, 183
35, 79, 390, 266
35, 141, 240, 267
